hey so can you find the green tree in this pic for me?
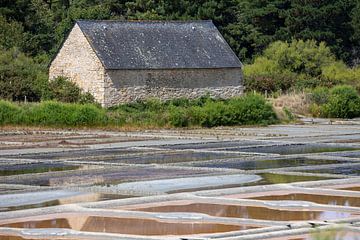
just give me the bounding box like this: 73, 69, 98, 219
0, 48, 48, 101
0, 16, 24, 50
244, 39, 352, 92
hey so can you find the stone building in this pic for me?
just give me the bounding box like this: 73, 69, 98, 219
49, 20, 243, 107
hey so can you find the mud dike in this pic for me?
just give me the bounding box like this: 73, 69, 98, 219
0, 124, 360, 239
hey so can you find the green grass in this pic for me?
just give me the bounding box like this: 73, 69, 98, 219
0, 94, 278, 128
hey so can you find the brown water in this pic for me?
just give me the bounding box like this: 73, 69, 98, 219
0, 237, 28, 240
341, 187, 360, 192
134, 203, 353, 221
251, 193, 360, 207
267, 230, 360, 239
0, 236, 84, 240
1, 216, 253, 235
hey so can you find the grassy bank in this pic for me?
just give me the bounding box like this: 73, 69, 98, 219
0, 94, 278, 128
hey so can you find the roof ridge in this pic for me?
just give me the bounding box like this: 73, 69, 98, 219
76, 19, 213, 24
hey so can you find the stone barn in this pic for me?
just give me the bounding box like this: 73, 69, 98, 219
49, 20, 243, 107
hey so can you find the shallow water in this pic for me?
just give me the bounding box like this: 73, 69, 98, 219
192, 158, 344, 170
133, 203, 352, 221
104, 151, 243, 164
0, 163, 81, 176
1, 216, 255, 235
236, 144, 357, 155
304, 165, 360, 176
0, 192, 130, 212
162, 140, 265, 150
268, 230, 360, 240
168, 173, 332, 193
251, 193, 360, 207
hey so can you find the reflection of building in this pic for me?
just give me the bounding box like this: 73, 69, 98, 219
49, 20, 243, 107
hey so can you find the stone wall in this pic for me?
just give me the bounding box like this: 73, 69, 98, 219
104, 68, 243, 107
49, 24, 106, 105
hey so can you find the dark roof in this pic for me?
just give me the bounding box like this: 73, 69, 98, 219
76, 20, 242, 70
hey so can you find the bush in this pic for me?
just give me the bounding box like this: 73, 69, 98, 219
46, 77, 96, 104
169, 107, 189, 127
0, 101, 107, 127
244, 39, 360, 93
228, 94, 278, 125
320, 85, 360, 118
182, 94, 278, 127
309, 87, 330, 105
109, 94, 278, 128
0, 48, 48, 101
0, 95, 278, 128
0, 101, 21, 125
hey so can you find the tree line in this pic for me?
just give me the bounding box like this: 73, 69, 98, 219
1, 0, 359, 65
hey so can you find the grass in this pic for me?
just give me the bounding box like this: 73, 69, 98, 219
0, 94, 278, 129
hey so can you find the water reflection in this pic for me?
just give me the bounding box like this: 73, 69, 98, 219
2, 216, 253, 235
135, 203, 352, 221
252, 193, 360, 207
193, 158, 343, 170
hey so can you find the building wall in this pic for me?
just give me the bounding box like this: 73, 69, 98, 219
49, 24, 106, 105
104, 68, 243, 107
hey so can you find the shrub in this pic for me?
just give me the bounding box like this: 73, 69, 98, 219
0, 95, 278, 128
18, 101, 107, 126
0, 48, 48, 101
262, 40, 335, 76
320, 85, 360, 118
244, 39, 360, 93
197, 101, 230, 127
46, 77, 97, 104
309, 87, 330, 105
0, 101, 21, 125
169, 107, 189, 127
228, 94, 278, 125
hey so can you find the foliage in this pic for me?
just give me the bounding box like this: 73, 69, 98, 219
244, 40, 360, 93
110, 94, 278, 128
308, 87, 330, 105
320, 85, 360, 119
46, 76, 96, 104
0, 101, 21, 125
0, 101, 107, 127
0, 0, 359, 64
0, 48, 48, 101
308, 85, 360, 119
233, 0, 358, 63
0, 15, 24, 50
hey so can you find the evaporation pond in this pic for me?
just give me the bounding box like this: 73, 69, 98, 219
130, 202, 352, 221
1, 216, 255, 235
234, 144, 357, 155
191, 158, 344, 170
10, 148, 153, 160
303, 165, 360, 176
161, 140, 265, 150
103, 151, 243, 164
0, 163, 82, 176
0, 166, 212, 186
249, 193, 360, 207
0, 236, 78, 240
341, 186, 360, 191
169, 173, 332, 193
256, 173, 331, 185
0, 190, 130, 212
267, 230, 360, 240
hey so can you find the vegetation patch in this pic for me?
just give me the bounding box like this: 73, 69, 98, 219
0, 94, 278, 128
244, 40, 360, 94
309, 85, 360, 119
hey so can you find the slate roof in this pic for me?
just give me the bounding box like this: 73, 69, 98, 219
76, 20, 242, 70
